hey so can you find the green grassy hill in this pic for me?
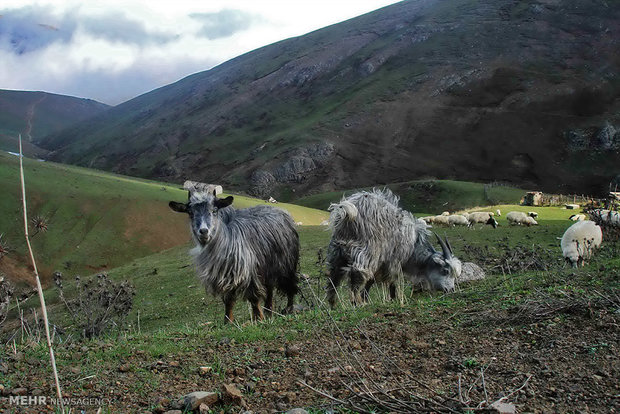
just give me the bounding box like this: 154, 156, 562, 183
295, 180, 527, 215
54, 204, 607, 331
0, 90, 109, 154
0, 152, 327, 288
12, 200, 607, 334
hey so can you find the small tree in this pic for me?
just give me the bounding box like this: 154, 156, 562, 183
54, 272, 135, 338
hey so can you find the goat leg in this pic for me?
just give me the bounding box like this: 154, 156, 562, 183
389, 283, 397, 301
284, 291, 295, 314
362, 279, 375, 303
223, 294, 236, 324
250, 298, 265, 321
264, 287, 274, 317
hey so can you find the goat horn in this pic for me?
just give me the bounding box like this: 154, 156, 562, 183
445, 237, 454, 255
434, 232, 451, 258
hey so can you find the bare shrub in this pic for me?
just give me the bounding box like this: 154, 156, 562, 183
462, 241, 560, 274
30, 215, 49, 237
54, 272, 135, 338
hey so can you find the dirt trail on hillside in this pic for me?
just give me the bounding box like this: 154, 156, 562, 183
23, 96, 46, 142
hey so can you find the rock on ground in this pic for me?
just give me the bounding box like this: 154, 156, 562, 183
458, 262, 486, 282
183, 391, 219, 411
222, 383, 246, 407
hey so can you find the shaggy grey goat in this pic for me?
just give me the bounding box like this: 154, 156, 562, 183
170, 190, 299, 323
326, 189, 461, 308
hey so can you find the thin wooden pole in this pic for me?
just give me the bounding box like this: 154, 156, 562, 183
18, 135, 65, 412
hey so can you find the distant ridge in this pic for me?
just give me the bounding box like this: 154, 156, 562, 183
0, 89, 109, 156
38, 0, 620, 198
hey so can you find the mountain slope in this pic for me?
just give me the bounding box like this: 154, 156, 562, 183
0, 89, 109, 156
39, 0, 620, 197
0, 152, 327, 289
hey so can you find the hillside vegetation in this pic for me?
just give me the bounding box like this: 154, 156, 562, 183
0, 152, 327, 289
38, 0, 620, 197
0, 89, 108, 156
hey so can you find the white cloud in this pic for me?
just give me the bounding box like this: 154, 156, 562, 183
0, 0, 402, 105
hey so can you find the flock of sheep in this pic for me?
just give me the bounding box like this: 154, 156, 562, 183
420, 210, 539, 228
168, 185, 616, 322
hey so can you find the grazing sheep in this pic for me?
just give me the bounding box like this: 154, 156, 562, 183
433, 215, 451, 226
569, 214, 586, 221
447, 214, 469, 227
561, 220, 602, 267
496, 209, 501, 216
506, 211, 538, 226
420, 216, 435, 225
467, 212, 498, 228
169, 190, 299, 323
326, 189, 461, 307
528, 211, 538, 219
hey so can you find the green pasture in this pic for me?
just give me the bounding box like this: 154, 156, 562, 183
0, 151, 327, 285
12, 202, 616, 337
295, 179, 526, 215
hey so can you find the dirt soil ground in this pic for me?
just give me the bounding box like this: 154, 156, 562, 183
2, 300, 618, 413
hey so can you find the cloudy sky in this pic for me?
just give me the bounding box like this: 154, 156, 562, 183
0, 0, 401, 106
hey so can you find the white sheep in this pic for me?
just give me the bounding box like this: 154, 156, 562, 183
506, 211, 538, 226
467, 212, 498, 228
447, 214, 469, 226
561, 220, 602, 267
569, 214, 586, 221
496, 209, 501, 216
433, 215, 451, 226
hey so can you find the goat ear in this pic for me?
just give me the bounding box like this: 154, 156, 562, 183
169, 201, 188, 213
215, 196, 234, 209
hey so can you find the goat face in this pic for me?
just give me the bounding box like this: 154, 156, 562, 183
425, 254, 461, 292
169, 190, 234, 246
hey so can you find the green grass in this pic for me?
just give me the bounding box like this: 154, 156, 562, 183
294, 179, 526, 214
12, 203, 612, 335
0, 152, 327, 286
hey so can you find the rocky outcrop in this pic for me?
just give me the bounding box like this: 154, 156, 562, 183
250, 170, 276, 198
564, 122, 619, 151
595, 123, 618, 150
250, 142, 335, 197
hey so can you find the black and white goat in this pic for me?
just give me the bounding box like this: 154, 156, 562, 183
170, 189, 299, 323
326, 189, 461, 308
